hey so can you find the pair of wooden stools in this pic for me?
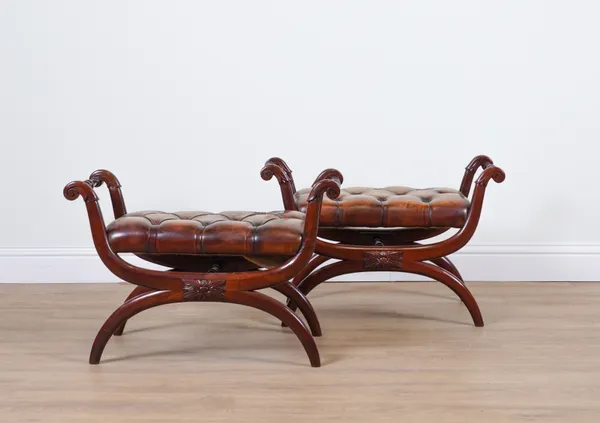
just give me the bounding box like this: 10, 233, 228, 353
64, 155, 505, 367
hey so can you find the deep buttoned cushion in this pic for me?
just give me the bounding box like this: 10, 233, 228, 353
294, 186, 469, 228
106, 211, 305, 256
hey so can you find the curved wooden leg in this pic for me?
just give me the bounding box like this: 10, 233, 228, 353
91, 288, 320, 366
273, 283, 322, 336
90, 290, 180, 364
290, 257, 482, 327
289, 260, 364, 312
282, 254, 329, 324
225, 290, 320, 367
114, 282, 325, 337
401, 261, 483, 327
291, 255, 330, 287
113, 285, 154, 336
429, 257, 464, 281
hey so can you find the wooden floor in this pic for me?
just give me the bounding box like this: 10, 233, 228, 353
1, 282, 600, 422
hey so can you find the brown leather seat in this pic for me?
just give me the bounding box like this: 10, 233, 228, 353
294, 186, 469, 228
106, 211, 305, 256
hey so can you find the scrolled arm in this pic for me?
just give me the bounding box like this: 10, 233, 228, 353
448, 163, 505, 252
63, 180, 99, 203
88, 169, 127, 218
311, 168, 344, 188
244, 171, 344, 290
260, 157, 297, 210
63, 177, 110, 255
308, 177, 342, 202
64, 177, 182, 291
88, 169, 122, 188
260, 157, 295, 187
302, 171, 342, 245
224, 170, 343, 291
459, 155, 495, 197
475, 165, 506, 187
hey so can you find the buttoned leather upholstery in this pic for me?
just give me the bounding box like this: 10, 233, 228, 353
294, 187, 469, 228
107, 211, 305, 256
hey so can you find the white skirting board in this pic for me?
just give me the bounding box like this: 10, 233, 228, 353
0, 245, 599, 283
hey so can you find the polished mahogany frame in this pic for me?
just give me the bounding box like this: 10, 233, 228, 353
261, 155, 505, 327
64, 169, 342, 367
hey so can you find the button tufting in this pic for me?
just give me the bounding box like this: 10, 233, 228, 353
106, 210, 306, 256
294, 186, 469, 228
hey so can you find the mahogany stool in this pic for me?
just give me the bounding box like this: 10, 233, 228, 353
261, 155, 505, 327
63, 168, 342, 367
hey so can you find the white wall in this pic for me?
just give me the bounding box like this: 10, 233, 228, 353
1, 1, 599, 282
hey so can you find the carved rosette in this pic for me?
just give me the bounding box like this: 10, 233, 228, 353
363, 251, 403, 270
182, 279, 226, 302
